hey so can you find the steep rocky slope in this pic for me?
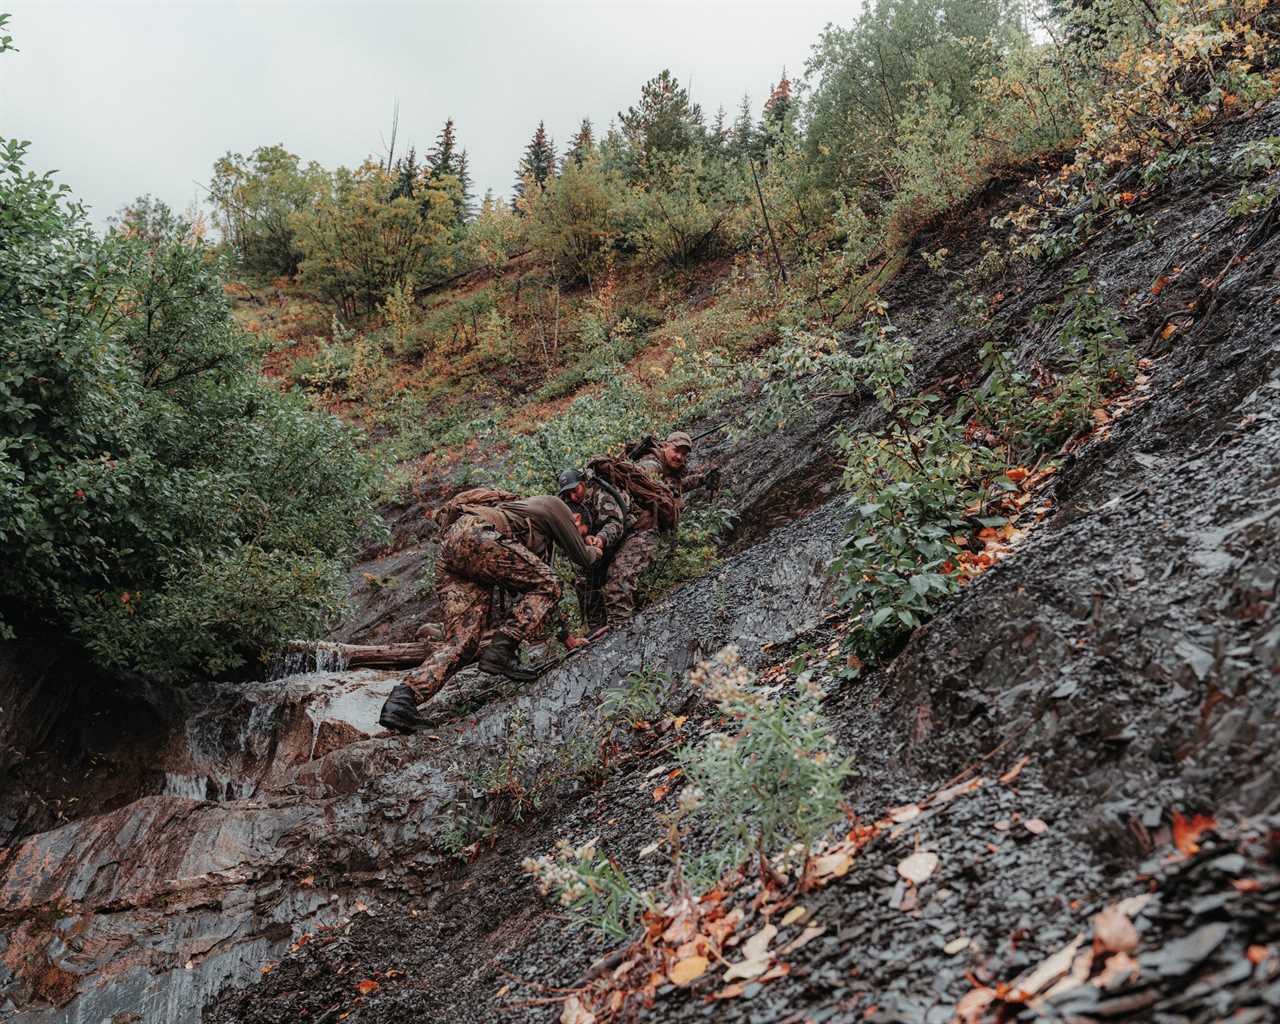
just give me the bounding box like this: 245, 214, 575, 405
3, 105, 1279, 1023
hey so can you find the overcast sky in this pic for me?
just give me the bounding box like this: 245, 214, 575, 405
1, 0, 856, 227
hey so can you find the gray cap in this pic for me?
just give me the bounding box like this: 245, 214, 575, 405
665, 430, 693, 450
557, 468, 585, 494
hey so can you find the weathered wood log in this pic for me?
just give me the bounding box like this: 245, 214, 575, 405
285, 640, 434, 669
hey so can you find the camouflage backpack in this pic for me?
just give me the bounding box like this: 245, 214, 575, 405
431, 487, 521, 531
586, 456, 680, 533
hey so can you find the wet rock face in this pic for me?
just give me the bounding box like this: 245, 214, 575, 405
0, 484, 848, 1021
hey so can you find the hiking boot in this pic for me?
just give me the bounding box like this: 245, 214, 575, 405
477, 634, 539, 682
379, 683, 427, 733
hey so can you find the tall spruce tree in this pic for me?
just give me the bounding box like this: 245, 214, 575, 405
618, 69, 703, 176
427, 118, 460, 177
513, 120, 556, 207
729, 93, 759, 162
391, 146, 419, 200
762, 69, 795, 137
565, 117, 595, 168
456, 149, 475, 222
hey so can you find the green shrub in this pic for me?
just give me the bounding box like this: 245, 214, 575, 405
292, 162, 457, 319
678, 646, 853, 878
0, 135, 384, 677
208, 144, 328, 278
500, 371, 662, 493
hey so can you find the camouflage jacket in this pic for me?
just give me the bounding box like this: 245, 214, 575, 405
635, 454, 715, 501
582, 482, 627, 554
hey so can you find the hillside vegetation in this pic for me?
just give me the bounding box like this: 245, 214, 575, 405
6, 0, 1279, 679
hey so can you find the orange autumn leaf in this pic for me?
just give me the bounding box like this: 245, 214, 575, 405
669, 955, 709, 986
356, 979, 380, 995
1172, 811, 1215, 856
1006, 466, 1029, 482
1151, 275, 1170, 296
1161, 322, 1178, 340
1247, 945, 1270, 965
1119, 191, 1137, 204
1232, 878, 1262, 893
653, 785, 670, 802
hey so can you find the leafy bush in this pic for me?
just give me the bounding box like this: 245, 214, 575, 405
0, 136, 383, 677
292, 162, 457, 319
208, 144, 328, 278
678, 646, 852, 878
501, 371, 663, 493
525, 155, 633, 283
831, 323, 1001, 660
523, 837, 654, 938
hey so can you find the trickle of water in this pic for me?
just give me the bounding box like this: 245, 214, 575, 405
270, 642, 351, 679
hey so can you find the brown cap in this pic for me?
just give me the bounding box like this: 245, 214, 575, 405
665, 430, 693, 451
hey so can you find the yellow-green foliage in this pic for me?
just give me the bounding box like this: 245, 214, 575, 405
524, 155, 632, 284
292, 162, 456, 320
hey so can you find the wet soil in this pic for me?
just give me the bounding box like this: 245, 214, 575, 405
4, 104, 1279, 1023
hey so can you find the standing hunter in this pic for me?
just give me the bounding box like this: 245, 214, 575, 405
596, 430, 717, 628
556, 467, 628, 631
379, 492, 603, 733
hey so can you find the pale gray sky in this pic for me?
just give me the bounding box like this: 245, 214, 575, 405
1, 0, 856, 226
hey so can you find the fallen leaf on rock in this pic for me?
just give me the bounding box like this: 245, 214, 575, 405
1014, 933, 1085, 998
639, 840, 661, 858
999, 755, 1030, 784
1232, 878, 1261, 893
723, 958, 769, 982
1247, 945, 1270, 965
945, 936, 971, 955
890, 803, 921, 823
780, 905, 807, 927
780, 924, 825, 955
1093, 904, 1139, 954
1161, 322, 1178, 340
994, 819, 1011, 831
897, 851, 939, 884
653, 785, 670, 802
811, 851, 853, 879
356, 979, 380, 995
1172, 811, 1215, 856
709, 982, 746, 1001
260, 963, 274, 975
741, 923, 777, 961
1095, 951, 1139, 988
670, 955, 709, 986
1024, 818, 1049, 835
955, 986, 995, 1023
759, 962, 792, 983
662, 913, 697, 945
561, 994, 596, 1024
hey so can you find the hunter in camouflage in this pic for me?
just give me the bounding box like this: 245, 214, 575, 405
601, 430, 717, 626
379, 495, 601, 732
558, 468, 628, 631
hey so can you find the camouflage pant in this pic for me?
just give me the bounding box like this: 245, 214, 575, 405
600, 529, 661, 627
404, 515, 561, 702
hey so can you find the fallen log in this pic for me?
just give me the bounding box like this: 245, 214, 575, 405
284, 639, 434, 669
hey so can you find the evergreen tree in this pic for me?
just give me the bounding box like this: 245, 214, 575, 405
618, 69, 703, 176
729, 93, 759, 161
707, 105, 730, 160
391, 146, 419, 200
565, 117, 595, 168
762, 69, 795, 136
427, 118, 460, 178
513, 120, 557, 207
456, 149, 475, 222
